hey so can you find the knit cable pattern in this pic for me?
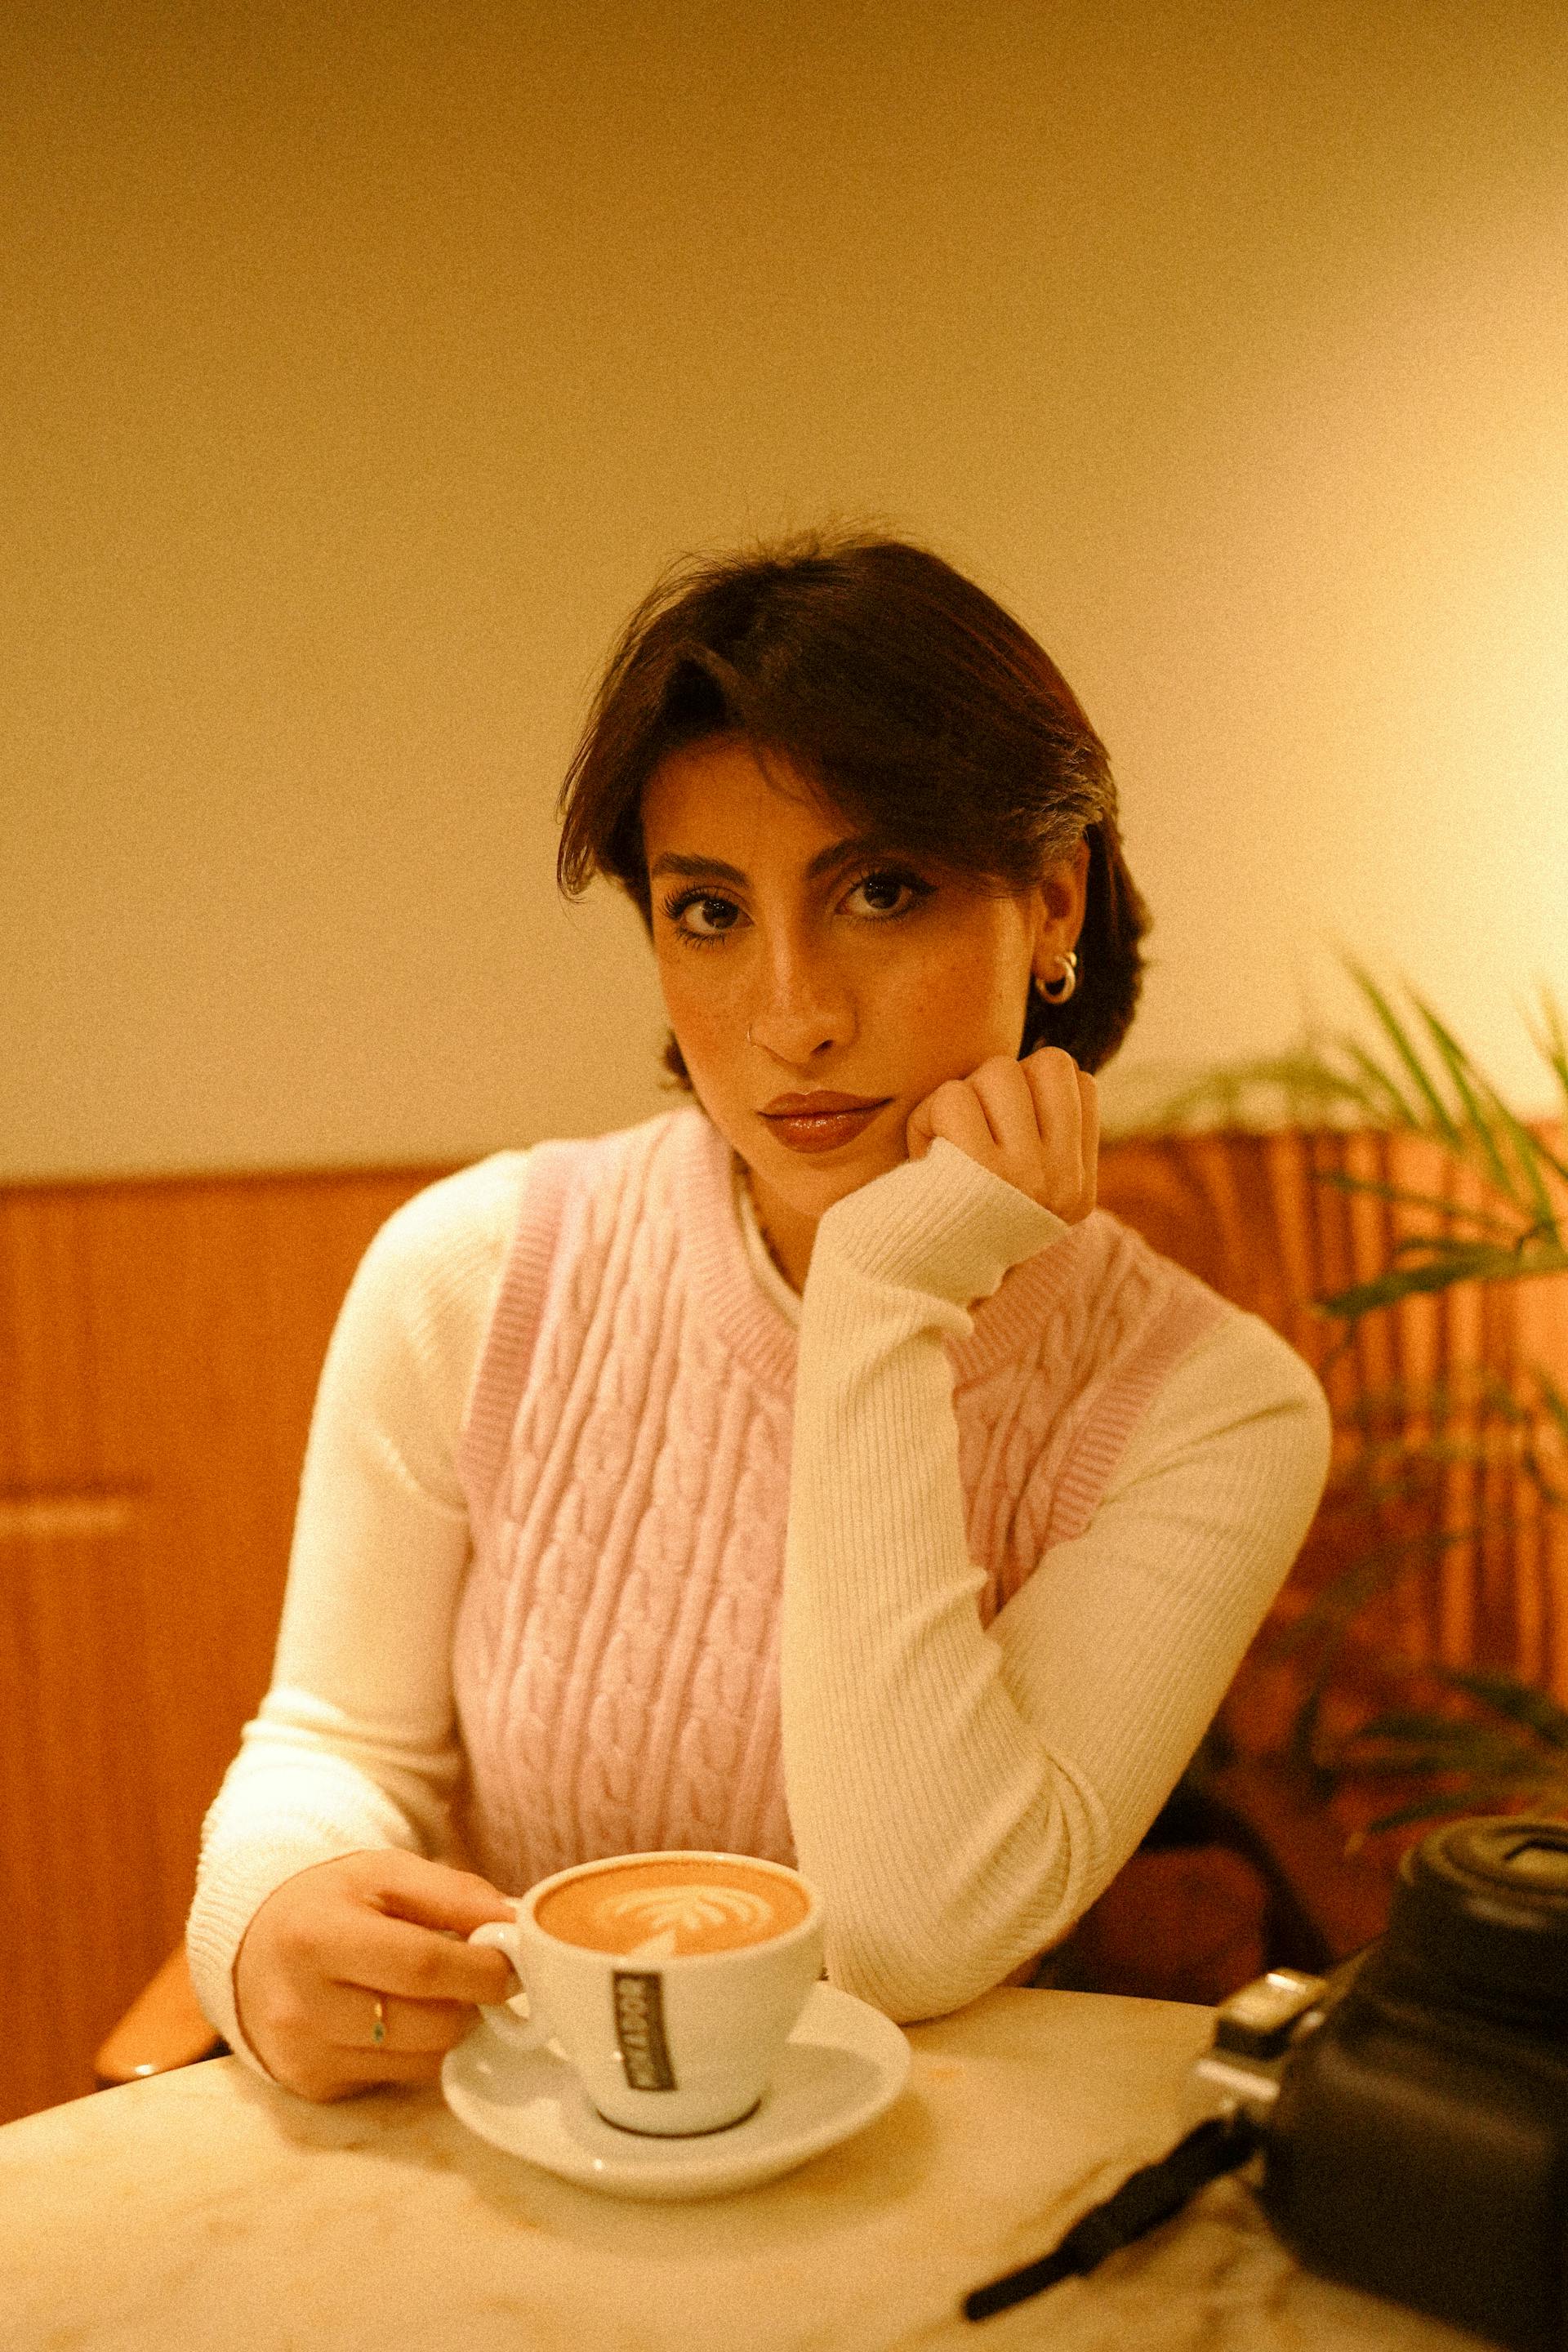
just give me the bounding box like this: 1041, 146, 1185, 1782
452, 1108, 1223, 1895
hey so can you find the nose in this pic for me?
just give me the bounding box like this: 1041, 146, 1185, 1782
746, 940, 855, 1065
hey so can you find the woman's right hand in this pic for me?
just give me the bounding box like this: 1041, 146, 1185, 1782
231, 1849, 520, 2102
906, 1046, 1098, 1227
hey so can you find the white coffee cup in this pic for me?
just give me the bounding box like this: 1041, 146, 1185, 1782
468, 1850, 825, 2136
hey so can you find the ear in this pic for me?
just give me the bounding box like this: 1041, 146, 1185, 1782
1029, 838, 1089, 980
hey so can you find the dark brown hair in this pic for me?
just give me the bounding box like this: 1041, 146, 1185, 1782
557, 531, 1150, 1080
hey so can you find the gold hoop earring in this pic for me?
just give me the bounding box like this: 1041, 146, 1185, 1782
1037, 951, 1078, 1005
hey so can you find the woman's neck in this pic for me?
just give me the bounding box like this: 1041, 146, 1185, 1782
737, 1164, 813, 1292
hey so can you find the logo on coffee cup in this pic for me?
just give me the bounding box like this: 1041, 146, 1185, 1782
612, 1971, 676, 2091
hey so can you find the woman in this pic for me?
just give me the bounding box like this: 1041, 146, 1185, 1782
189, 533, 1330, 2102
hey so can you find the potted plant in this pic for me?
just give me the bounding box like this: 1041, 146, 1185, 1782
1164, 968, 1568, 1855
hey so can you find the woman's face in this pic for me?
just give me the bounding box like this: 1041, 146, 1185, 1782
641, 736, 1087, 1285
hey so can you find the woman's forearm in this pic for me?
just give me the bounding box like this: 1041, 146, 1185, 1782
781, 1141, 1084, 2018
780, 1142, 1331, 2023
185, 1156, 523, 2060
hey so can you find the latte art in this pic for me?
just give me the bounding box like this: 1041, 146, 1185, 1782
534, 1855, 812, 1955
603, 1885, 777, 1941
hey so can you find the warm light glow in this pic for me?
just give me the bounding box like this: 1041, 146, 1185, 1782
5, 7, 1565, 1174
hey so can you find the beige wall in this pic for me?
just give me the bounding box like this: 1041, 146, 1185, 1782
4, 0, 1566, 1182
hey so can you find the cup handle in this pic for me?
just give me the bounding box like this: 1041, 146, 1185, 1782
469, 1919, 546, 2051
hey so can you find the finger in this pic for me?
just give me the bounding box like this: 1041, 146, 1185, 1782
323, 1984, 488, 2055
304, 2047, 452, 2102
339, 1854, 520, 2001
914, 1078, 999, 1164
968, 1058, 1046, 1156
906, 1085, 949, 1158
1076, 1068, 1100, 1213
356, 1852, 518, 1936
1019, 1048, 1083, 1154
358, 2049, 450, 2085
1021, 1052, 1098, 1220
361, 2053, 450, 2090
1019, 1044, 1081, 1114
327, 1908, 519, 2007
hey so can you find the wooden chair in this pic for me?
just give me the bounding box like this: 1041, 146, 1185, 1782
94, 1947, 225, 2084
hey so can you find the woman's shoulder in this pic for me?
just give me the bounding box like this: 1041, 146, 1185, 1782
358, 1150, 534, 1300
351, 1109, 702, 1330
1174, 1300, 1330, 1418
318, 1153, 537, 1427
1107, 1297, 1333, 1504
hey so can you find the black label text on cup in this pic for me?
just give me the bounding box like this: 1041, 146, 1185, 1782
612, 1971, 676, 2091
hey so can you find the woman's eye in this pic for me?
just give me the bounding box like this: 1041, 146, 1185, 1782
664, 891, 741, 941
845, 871, 930, 919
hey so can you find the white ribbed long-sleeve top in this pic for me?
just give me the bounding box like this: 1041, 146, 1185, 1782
188, 1133, 1330, 2065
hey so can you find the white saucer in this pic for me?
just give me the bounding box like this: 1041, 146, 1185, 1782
442, 1981, 911, 2201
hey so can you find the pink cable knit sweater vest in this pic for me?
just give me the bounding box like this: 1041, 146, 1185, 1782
451, 1107, 1225, 1896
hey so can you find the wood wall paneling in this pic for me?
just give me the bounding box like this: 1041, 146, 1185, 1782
2, 1134, 1564, 2123
0, 1510, 167, 2123
0, 1166, 450, 2123
1098, 1126, 1568, 1738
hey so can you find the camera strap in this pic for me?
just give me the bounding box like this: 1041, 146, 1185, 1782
962, 2111, 1263, 2322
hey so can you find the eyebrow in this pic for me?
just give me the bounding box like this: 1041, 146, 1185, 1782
648, 835, 898, 889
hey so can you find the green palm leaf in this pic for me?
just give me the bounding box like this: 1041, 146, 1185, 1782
1524, 987, 1568, 1111
1312, 1169, 1522, 1236
1414, 1001, 1520, 1200
1435, 1668, 1568, 1749
1488, 1085, 1568, 1206
1345, 962, 1463, 1144
1317, 1244, 1568, 1318
1136, 959, 1568, 1831
1339, 1038, 1422, 1128
1538, 1370, 1568, 1447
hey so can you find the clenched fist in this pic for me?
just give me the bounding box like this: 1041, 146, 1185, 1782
906, 1046, 1098, 1225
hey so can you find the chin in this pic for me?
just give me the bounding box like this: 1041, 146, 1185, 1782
765, 1137, 905, 1202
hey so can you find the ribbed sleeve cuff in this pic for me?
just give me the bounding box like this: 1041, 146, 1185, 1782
811, 1138, 1068, 1305
185, 1806, 421, 2080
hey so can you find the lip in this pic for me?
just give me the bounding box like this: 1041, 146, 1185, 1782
759, 1097, 893, 1156
761, 1092, 888, 1115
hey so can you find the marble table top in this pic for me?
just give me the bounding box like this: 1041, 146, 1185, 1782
2, 1988, 1488, 2351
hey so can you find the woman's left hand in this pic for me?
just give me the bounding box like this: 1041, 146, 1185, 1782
906, 1047, 1098, 1225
